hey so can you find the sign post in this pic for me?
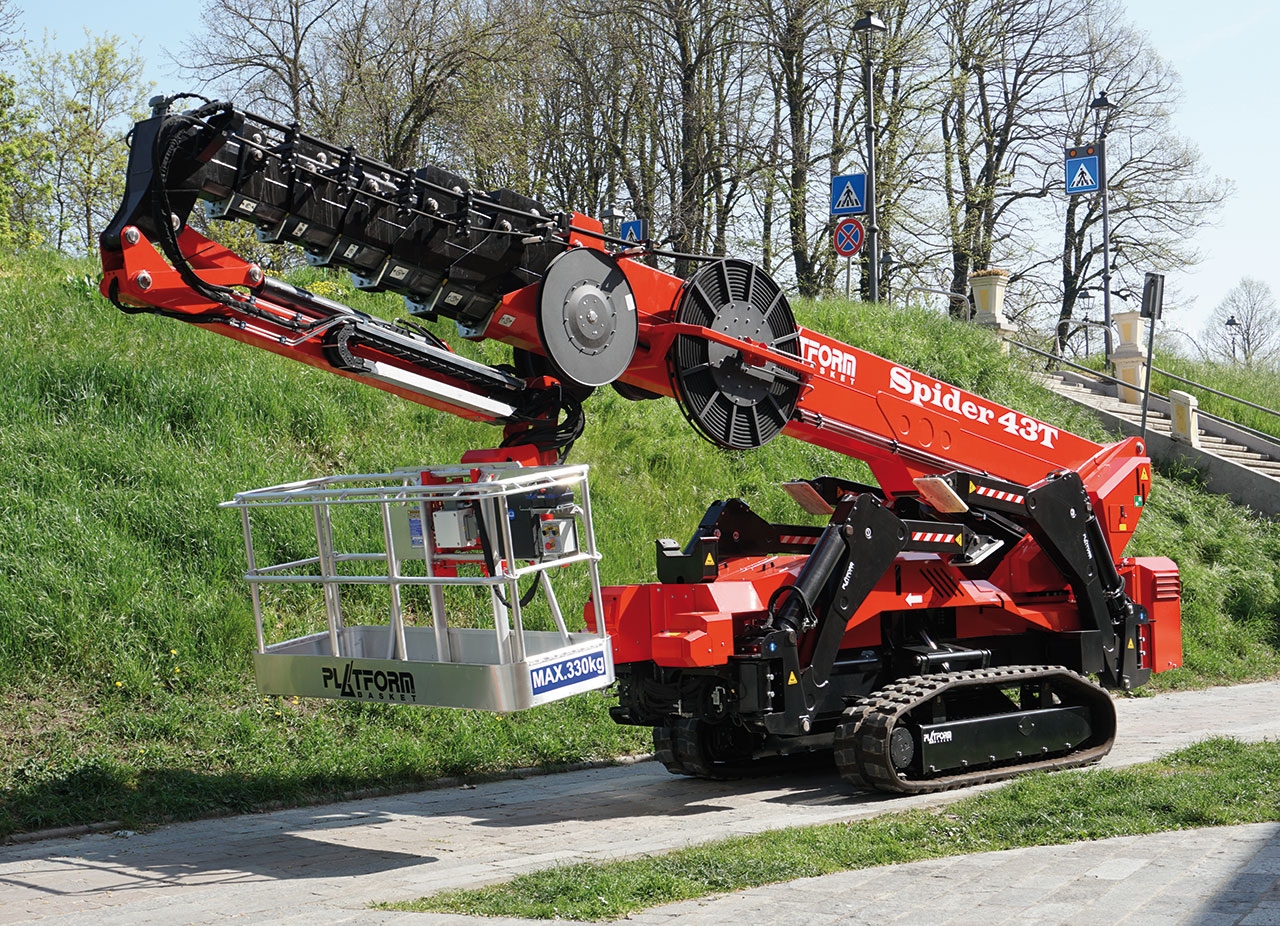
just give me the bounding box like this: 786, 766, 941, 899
1138, 271, 1164, 440
1065, 138, 1111, 355
833, 217, 865, 298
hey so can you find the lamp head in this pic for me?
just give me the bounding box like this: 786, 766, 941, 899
853, 9, 887, 33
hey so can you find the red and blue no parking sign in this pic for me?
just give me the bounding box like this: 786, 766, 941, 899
833, 217, 865, 258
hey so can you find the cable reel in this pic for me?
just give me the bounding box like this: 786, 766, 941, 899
670, 259, 801, 450
537, 248, 639, 388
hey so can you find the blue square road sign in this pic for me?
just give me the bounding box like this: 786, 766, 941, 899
619, 219, 647, 243
1064, 143, 1102, 195
831, 173, 867, 215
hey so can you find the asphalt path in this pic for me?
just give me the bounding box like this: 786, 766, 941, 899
3, 680, 1280, 925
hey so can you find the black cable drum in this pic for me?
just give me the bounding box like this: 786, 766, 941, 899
671, 259, 802, 450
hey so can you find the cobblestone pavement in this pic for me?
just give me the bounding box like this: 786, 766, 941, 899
3, 681, 1280, 925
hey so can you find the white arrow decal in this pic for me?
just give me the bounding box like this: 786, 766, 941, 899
906, 593, 924, 606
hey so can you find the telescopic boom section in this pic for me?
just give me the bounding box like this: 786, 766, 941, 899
99, 97, 1145, 532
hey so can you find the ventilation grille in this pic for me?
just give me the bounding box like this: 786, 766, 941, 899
1152, 573, 1181, 602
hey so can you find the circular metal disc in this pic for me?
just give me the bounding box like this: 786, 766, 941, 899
889, 726, 917, 771
671, 259, 801, 450
537, 249, 638, 388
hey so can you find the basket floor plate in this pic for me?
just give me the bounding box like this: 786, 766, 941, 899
254, 626, 614, 711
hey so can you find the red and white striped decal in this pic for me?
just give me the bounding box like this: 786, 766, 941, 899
778, 534, 819, 546
911, 531, 960, 545
974, 485, 1025, 506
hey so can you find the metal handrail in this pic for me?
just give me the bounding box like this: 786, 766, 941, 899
1152, 366, 1280, 422
1005, 338, 1127, 387
904, 286, 971, 320
1005, 338, 1280, 449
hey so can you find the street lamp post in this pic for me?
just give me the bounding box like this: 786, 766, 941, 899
600, 204, 623, 239
1226, 314, 1240, 363
1090, 90, 1116, 358
853, 9, 887, 303
1079, 288, 1095, 358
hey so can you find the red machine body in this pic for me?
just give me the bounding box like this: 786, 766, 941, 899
100, 97, 1181, 792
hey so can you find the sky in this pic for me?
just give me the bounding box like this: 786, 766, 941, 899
1118, 1, 1280, 343
15, 1, 1280, 342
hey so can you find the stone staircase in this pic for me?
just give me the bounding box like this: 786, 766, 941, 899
1038, 370, 1280, 516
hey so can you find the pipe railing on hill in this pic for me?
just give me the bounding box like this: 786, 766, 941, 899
903, 286, 971, 321
1151, 365, 1280, 423
1005, 337, 1280, 450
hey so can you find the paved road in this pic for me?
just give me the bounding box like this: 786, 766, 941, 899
3, 681, 1280, 925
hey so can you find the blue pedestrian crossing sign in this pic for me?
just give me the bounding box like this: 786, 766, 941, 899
619, 219, 647, 243
1064, 143, 1103, 195
831, 173, 867, 215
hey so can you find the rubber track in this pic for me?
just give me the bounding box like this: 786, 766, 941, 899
654, 720, 820, 781
832, 702, 875, 790
834, 665, 1116, 795
652, 724, 686, 776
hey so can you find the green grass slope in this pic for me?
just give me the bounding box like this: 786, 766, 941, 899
1151, 355, 1280, 441
1, 250, 1278, 836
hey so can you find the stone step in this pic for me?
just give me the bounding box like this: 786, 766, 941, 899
1214, 448, 1273, 463
1040, 374, 1280, 482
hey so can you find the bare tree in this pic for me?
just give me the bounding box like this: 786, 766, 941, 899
937, 0, 1085, 317
748, 0, 836, 296
1199, 278, 1280, 367
634, 0, 752, 271
853, 0, 947, 301
317, 0, 522, 169
520, 7, 663, 226
179, 0, 341, 123
1052, 3, 1228, 354
168, 0, 1229, 336
0, 0, 21, 62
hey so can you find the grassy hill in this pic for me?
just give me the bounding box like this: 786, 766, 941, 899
1150, 355, 1280, 441
1, 249, 1279, 837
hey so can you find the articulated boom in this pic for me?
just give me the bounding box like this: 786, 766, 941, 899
101, 96, 1182, 793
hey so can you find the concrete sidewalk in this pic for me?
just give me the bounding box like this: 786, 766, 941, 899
622, 824, 1280, 925
3, 681, 1280, 925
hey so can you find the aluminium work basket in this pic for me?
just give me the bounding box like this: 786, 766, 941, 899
221, 462, 613, 712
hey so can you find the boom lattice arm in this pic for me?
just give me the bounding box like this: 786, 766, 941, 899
101, 97, 1148, 526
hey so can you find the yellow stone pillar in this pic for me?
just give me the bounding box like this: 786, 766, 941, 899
1110, 310, 1146, 404
969, 269, 1016, 350
1169, 390, 1201, 447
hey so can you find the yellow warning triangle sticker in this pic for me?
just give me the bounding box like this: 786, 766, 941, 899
969, 481, 976, 493
704, 553, 715, 566
1140, 465, 1151, 481
787, 671, 798, 685
1127, 638, 1135, 649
